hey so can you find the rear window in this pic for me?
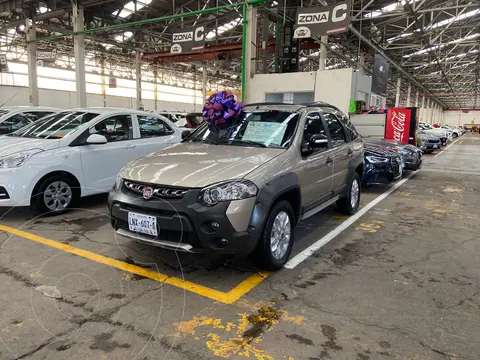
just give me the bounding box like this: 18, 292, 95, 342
10, 111, 99, 139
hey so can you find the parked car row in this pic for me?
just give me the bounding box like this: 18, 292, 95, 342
0, 104, 454, 270
417, 122, 465, 154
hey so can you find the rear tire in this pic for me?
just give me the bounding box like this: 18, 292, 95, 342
249, 200, 295, 270
31, 175, 78, 215
337, 172, 361, 215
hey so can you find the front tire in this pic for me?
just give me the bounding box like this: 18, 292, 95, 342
249, 200, 295, 270
337, 172, 361, 215
31, 176, 77, 215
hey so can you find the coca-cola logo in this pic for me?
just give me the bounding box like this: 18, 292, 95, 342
390, 110, 406, 141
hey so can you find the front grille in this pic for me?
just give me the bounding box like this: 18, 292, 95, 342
114, 219, 202, 247
426, 139, 440, 144
124, 180, 188, 199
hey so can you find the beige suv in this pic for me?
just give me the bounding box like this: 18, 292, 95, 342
108, 102, 364, 270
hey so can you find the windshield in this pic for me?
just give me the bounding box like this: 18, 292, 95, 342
185, 110, 299, 148
9, 111, 99, 139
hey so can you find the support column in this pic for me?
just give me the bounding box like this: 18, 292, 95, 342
395, 78, 401, 107
153, 66, 158, 111
358, 51, 365, 74
406, 83, 411, 107
421, 94, 425, 121
415, 91, 419, 107
26, 19, 39, 106
319, 35, 328, 71
135, 51, 142, 110
242, 3, 257, 103
73, 5, 87, 107
101, 57, 106, 107
202, 67, 207, 102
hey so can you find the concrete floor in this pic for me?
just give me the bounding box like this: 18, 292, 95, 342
0, 134, 479, 360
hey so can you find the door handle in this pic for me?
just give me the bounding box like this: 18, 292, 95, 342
326, 157, 333, 164
124, 144, 136, 149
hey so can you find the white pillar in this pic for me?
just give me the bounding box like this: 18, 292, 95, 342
358, 52, 365, 74
406, 83, 411, 107
243, 4, 257, 104
73, 5, 86, 107
395, 78, 401, 107
415, 91, 419, 107
26, 19, 39, 106
153, 66, 158, 111
202, 67, 207, 102
135, 51, 142, 110
421, 95, 425, 121
319, 35, 328, 71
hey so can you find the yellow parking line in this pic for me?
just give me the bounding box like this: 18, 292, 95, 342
0, 224, 270, 304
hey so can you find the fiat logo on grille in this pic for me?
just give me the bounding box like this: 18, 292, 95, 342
143, 187, 153, 200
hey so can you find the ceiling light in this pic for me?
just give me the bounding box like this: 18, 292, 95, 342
38, 6, 49, 13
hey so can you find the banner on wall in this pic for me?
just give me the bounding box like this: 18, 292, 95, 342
109, 77, 117, 88
0, 54, 8, 72
293, 1, 351, 39
371, 54, 389, 96
385, 107, 418, 145
170, 25, 205, 54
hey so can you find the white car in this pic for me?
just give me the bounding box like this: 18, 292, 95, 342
0, 106, 60, 135
0, 108, 182, 214
418, 123, 451, 145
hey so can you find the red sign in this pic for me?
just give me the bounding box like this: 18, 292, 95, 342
385, 107, 415, 144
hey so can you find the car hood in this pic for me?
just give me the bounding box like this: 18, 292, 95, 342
0, 136, 60, 157
364, 143, 399, 158
365, 139, 418, 154
120, 142, 285, 188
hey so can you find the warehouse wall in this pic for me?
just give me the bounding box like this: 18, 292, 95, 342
248, 68, 353, 115
0, 85, 200, 112
443, 110, 480, 126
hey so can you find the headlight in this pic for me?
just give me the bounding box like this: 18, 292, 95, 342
114, 174, 123, 192
199, 180, 258, 206
0, 149, 43, 169
366, 156, 389, 163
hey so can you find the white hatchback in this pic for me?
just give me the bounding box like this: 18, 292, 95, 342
0, 107, 182, 214
0, 106, 60, 135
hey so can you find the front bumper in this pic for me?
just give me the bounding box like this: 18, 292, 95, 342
402, 152, 422, 171
363, 158, 402, 185
108, 182, 260, 254
0, 169, 34, 207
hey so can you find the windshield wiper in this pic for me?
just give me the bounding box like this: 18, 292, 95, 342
230, 139, 267, 148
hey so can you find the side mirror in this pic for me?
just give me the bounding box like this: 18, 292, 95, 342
309, 134, 329, 149
181, 130, 191, 140
86, 134, 108, 144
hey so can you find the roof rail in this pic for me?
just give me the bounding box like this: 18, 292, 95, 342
245, 102, 297, 107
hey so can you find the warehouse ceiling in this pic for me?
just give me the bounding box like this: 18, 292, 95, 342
0, 0, 479, 109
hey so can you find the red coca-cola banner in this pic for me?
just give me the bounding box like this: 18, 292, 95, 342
385, 107, 417, 145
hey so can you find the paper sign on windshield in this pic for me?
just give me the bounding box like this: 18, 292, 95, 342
242, 122, 287, 146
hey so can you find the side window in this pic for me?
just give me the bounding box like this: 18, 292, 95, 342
90, 115, 133, 142
137, 115, 174, 138
324, 113, 347, 145
303, 112, 328, 151
340, 114, 359, 142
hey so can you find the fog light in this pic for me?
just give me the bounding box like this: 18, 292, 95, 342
211, 221, 220, 231
220, 238, 228, 246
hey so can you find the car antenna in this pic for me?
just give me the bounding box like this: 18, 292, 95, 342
0, 91, 21, 108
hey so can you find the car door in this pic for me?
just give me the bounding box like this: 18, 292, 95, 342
298, 111, 335, 209
323, 111, 350, 193
135, 114, 179, 156
79, 114, 139, 193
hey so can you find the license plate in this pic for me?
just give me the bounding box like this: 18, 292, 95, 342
128, 212, 158, 236
433, 144, 439, 149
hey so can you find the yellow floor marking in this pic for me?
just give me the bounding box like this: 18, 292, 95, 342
355, 220, 384, 233
0, 224, 270, 304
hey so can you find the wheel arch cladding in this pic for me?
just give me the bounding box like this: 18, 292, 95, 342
355, 163, 364, 180
32, 171, 81, 199
252, 173, 302, 228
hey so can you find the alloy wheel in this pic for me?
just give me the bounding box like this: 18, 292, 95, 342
270, 211, 291, 260
43, 181, 73, 212
350, 179, 360, 209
